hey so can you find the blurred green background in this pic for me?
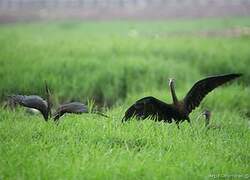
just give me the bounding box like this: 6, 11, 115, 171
1, 18, 250, 108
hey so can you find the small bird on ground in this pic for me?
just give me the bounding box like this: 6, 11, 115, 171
203, 109, 212, 127
202, 110, 222, 129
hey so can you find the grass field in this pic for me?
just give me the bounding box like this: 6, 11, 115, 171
0, 18, 250, 179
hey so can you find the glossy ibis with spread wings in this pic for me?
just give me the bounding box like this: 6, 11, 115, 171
122, 73, 242, 125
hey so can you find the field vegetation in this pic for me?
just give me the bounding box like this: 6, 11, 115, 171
0, 17, 249, 179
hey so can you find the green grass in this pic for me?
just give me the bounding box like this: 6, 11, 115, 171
0, 17, 250, 179
1, 18, 250, 104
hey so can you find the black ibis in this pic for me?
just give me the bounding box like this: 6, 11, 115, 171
8, 82, 52, 121
122, 73, 242, 126
53, 102, 108, 121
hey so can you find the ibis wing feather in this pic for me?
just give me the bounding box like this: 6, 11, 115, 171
21, 95, 47, 110
53, 102, 88, 120
123, 96, 174, 122
60, 102, 88, 113
183, 73, 242, 114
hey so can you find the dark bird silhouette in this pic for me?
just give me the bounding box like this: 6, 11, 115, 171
202, 109, 222, 129
203, 109, 211, 127
8, 82, 52, 121
122, 73, 242, 125
53, 102, 108, 121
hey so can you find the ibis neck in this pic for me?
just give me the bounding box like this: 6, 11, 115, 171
170, 82, 178, 105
